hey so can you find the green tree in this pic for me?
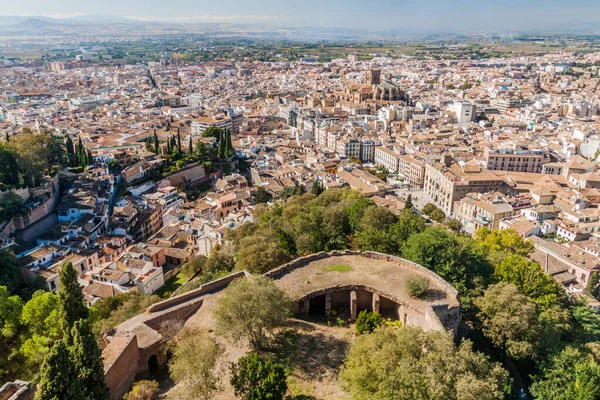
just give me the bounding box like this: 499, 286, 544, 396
311, 179, 324, 196
475, 283, 540, 360
0, 286, 24, 382
360, 205, 398, 232
429, 208, 446, 223
202, 126, 222, 138
65, 135, 75, 166
388, 208, 427, 246
403, 227, 491, 294
177, 128, 182, 154
236, 233, 290, 274
0, 249, 28, 296
445, 218, 462, 232
355, 310, 383, 334
230, 352, 287, 400
204, 246, 236, 274
153, 130, 159, 154
35, 340, 85, 400
588, 272, 600, 300
422, 203, 437, 215
217, 130, 225, 159
254, 186, 272, 204
70, 319, 109, 400
340, 326, 509, 400
345, 196, 375, 232
495, 254, 567, 311
19, 290, 61, 376
188, 134, 193, 154
215, 277, 294, 349
153, 129, 160, 154
56, 262, 88, 341
280, 186, 297, 199
404, 194, 413, 209
168, 329, 223, 400
7, 133, 52, 186
474, 228, 534, 264
276, 227, 297, 256
531, 346, 600, 400
180, 255, 207, 278
0, 144, 19, 187
571, 305, 600, 344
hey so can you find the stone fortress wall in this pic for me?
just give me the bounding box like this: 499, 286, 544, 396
102, 251, 461, 399
265, 250, 460, 336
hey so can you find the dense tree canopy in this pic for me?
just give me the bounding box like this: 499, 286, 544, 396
340, 326, 509, 400
531, 346, 600, 400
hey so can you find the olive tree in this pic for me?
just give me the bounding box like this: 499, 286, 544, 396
214, 277, 294, 349
168, 329, 223, 400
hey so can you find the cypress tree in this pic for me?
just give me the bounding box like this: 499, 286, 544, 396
5, 133, 9, 142
57, 262, 88, 342
36, 340, 84, 400
217, 130, 225, 159
153, 130, 159, 154
65, 136, 75, 166
405, 194, 413, 210
311, 179, 324, 196
71, 319, 109, 400
225, 129, 235, 158
177, 128, 182, 153
170, 135, 176, 152
188, 134, 193, 154
86, 149, 93, 166
166, 138, 171, 155
76, 137, 84, 166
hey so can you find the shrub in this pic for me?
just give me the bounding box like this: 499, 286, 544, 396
422, 203, 437, 215
355, 310, 384, 335
405, 275, 430, 299
123, 380, 160, 400
430, 208, 446, 223
230, 352, 287, 400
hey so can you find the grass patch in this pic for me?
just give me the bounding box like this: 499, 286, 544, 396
322, 264, 352, 273
156, 271, 188, 298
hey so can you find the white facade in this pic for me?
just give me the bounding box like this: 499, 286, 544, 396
454, 101, 476, 124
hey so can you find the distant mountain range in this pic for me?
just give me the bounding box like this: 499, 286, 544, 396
0, 14, 598, 40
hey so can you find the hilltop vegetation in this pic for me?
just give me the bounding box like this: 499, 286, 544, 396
179, 187, 600, 398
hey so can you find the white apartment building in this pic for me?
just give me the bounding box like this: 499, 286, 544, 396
360, 139, 376, 162
454, 101, 476, 124
484, 147, 545, 173
374, 146, 401, 173
336, 137, 361, 159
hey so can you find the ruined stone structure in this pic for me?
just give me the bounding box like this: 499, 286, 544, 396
102, 251, 460, 399
0, 381, 34, 400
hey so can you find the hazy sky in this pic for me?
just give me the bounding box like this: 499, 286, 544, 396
3, 0, 600, 31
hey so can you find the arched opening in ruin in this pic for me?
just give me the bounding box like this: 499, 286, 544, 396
308, 294, 326, 317
148, 354, 159, 374
379, 295, 401, 320
300, 286, 402, 322
355, 289, 373, 314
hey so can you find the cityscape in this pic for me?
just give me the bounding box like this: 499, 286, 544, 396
1, 2, 600, 400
